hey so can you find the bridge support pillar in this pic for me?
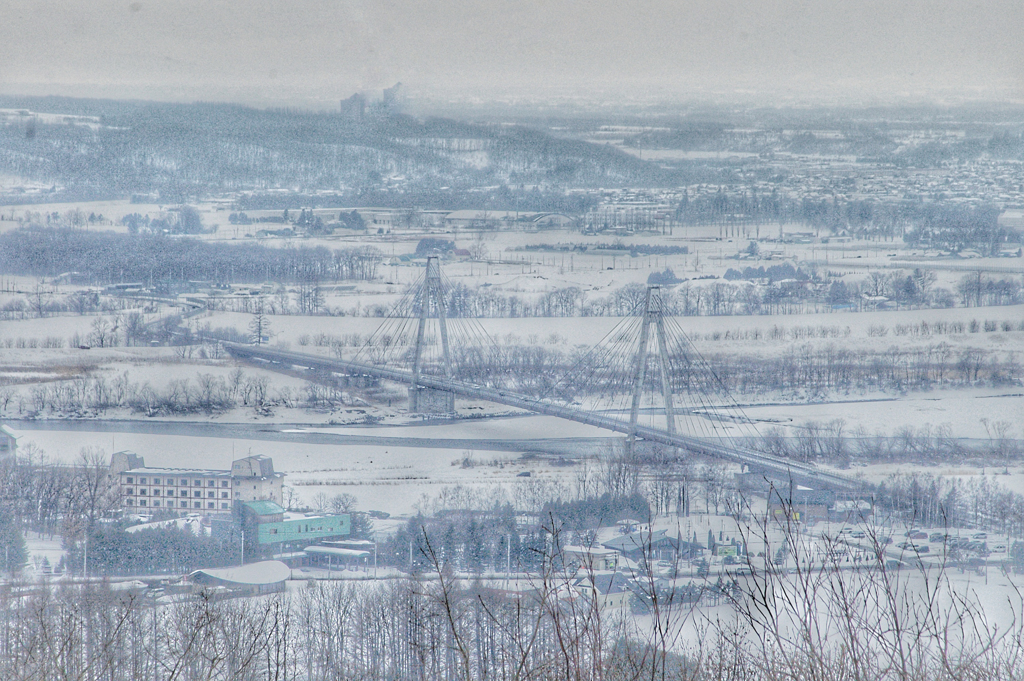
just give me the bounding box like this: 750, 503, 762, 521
409, 256, 455, 415
408, 386, 455, 414
627, 286, 678, 455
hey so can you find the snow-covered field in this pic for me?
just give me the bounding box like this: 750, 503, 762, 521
0, 207, 1021, 526
195, 303, 1024, 354
742, 390, 1023, 440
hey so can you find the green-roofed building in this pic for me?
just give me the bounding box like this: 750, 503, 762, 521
239, 500, 350, 562
244, 500, 286, 520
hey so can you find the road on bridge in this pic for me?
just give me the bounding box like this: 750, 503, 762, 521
3, 419, 618, 457
224, 343, 864, 493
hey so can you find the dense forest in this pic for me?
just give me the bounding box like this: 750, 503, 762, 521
0, 227, 382, 284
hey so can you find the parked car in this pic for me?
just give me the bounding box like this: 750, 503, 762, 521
850, 530, 866, 539
898, 542, 927, 553
972, 532, 988, 540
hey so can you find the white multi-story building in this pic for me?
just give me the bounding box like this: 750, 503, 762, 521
111, 451, 284, 513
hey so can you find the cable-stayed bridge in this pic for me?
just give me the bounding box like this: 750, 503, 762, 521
225, 257, 862, 492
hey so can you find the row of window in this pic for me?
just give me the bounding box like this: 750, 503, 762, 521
124, 476, 230, 487
125, 488, 229, 499
126, 499, 231, 510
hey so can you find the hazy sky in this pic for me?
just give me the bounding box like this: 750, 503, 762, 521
1, 0, 1021, 107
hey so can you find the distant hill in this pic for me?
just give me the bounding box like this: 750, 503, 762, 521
0, 97, 679, 203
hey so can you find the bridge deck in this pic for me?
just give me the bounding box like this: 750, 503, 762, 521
225, 342, 863, 493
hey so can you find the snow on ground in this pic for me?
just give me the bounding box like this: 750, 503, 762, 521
742, 389, 1024, 440
198, 304, 1024, 354
181, 306, 1022, 439
296, 414, 619, 441
666, 566, 1024, 654
23, 531, 67, 575
2, 199, 147, 230
822, 460, 1024, 497
1, 216, 1020, 520
125, 515, 207, 535
11, 425, 586, 516
0, 345, 232, 388
0, 314, 117, 343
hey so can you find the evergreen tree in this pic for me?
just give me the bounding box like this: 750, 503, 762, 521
350, 512, 374, 540
0, 506, 27, 574
466, 519, 484, 574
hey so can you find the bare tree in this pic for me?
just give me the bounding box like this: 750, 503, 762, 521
28, 282, 49, 318
310, 492, 330, 514
248, 296, 271, 345
330, 493, 358, 514
90, 316, 112, 347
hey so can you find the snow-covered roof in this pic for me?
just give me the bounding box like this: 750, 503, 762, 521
122, 467, 231, 477
572, 573, 631, 595
245, 500, 285, 515
324, 539, 376, 549
110, 580, 148, 591
126, 516, 205, 535
190, 560, 290, 586
283, 511, 327, 521
602, 530, 680, 553
563, 545, 618, 557
306, 546, 372, 559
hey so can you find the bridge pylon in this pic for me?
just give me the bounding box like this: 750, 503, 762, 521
627, 285, 677, 455
409, 256, 455, 414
